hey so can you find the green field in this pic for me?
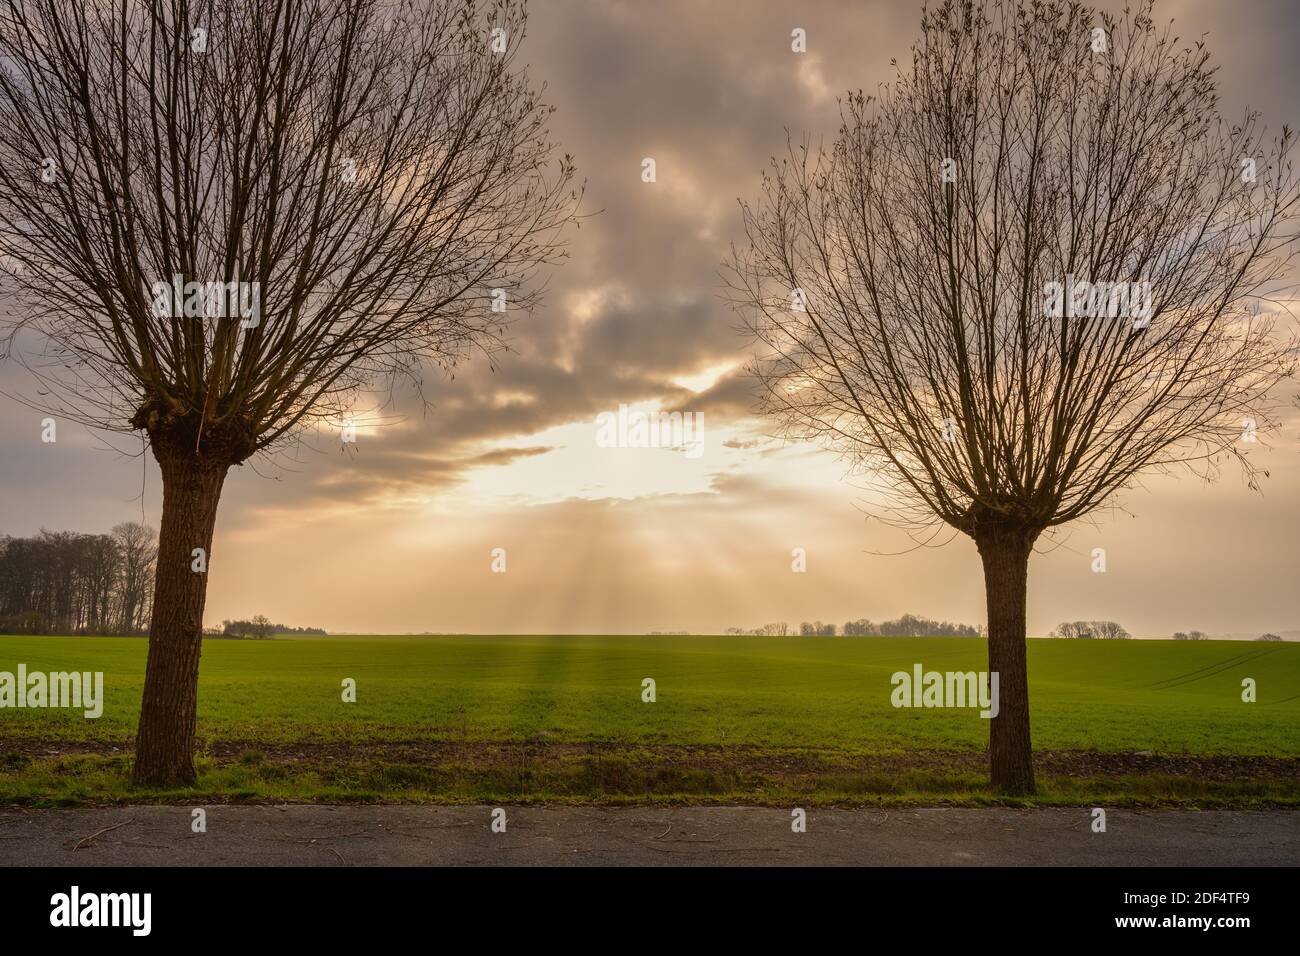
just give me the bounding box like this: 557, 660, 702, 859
1, 634, 1298, 806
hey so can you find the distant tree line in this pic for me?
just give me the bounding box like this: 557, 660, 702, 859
212, 616, 326, 639
1052, 621, 1131, 639
726, 613, 983, 637
1174, 632, 1285, 642
725, 622, 790, 636
0, 523, 157, 634
841, 614, 982, 637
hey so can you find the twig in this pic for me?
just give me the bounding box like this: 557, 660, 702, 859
70, 819, 132, 851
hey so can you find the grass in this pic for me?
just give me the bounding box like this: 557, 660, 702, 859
1, 634, 1297, 807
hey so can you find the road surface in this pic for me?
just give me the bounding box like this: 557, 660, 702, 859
0, 805, 1295, 866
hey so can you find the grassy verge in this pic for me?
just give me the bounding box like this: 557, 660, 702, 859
4, 743, 1297, 809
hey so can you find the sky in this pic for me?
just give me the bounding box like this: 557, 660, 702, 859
2, 0, 1300, 638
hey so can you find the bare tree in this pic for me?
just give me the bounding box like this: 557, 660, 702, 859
111, 522, 157, 634
0, 0, 580, 785
81, 532, 121, 632
728, 0, 1299, 793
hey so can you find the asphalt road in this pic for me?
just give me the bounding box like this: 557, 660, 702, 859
0, 806, 1295, 866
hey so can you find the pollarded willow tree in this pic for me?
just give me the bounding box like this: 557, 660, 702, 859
728, 0, 1300, 794
0, 0, 580, 786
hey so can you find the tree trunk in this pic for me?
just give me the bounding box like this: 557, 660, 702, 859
975, 526, 1037, 795
131, 453, 229, 787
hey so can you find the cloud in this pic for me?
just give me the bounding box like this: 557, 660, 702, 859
4, 0, 1300, 637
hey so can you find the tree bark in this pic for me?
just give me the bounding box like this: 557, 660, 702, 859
131, 453, 229, 787
975, 526, 1037, 795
